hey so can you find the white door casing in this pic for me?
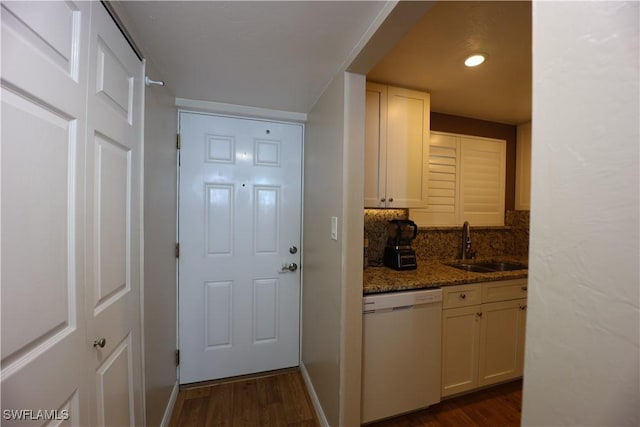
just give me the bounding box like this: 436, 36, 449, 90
1, 2, 144, 426
84, 4, 145, 426
179, 112, 302, 384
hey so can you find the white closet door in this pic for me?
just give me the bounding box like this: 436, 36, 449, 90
84, 4, 145, 426
1, 2, 91, 426
1, 2, 144, 426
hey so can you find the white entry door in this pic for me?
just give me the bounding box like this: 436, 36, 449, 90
1, 2, 144, 426
179, 112, 302, 384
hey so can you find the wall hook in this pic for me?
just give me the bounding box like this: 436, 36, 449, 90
145, 76, 165, 87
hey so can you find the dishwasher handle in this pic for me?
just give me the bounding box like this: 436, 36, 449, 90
392, 305, 414, 311
364, 304, 415, 314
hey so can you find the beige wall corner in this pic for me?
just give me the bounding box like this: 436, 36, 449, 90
143, 60, 178, 427
302, 71, 346, 427
339, 72, 365, 427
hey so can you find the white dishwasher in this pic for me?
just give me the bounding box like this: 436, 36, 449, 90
361, 288, 442, 424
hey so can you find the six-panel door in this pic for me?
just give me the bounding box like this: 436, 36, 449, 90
179, 113, 303, 383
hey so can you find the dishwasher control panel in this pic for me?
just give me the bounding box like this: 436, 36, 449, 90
363, 288, 442, 312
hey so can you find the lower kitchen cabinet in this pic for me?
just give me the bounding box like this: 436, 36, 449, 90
442, 305, 481, 396
478, 298, 527, 387
441, 280, 528, 398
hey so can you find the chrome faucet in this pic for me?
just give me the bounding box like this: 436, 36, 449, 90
460, 221, 474, 260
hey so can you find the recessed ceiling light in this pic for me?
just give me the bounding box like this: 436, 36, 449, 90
464, 54, 486, 67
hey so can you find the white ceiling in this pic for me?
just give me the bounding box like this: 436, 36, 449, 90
117, 1, 389, 113
117, 1, 531, 124
367, 1, 532, 124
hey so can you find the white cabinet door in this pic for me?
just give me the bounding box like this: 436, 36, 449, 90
1, 2, 91, 425
386, 86, 430, 208
441, 305, 482, 397
364, 83, 387, 208
84, 4, 145, 426
477, 299, 521, 387
478, 298, 528, 387
179, 113, 302, 383
364, 83, 430, 208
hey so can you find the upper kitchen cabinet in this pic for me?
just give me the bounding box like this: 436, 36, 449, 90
365, 82, 430, 208
411, 131, 506, 226
515, 122, 531, 210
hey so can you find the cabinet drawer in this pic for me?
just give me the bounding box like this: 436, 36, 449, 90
482, 279, 528, 303
443, 284, 482, 309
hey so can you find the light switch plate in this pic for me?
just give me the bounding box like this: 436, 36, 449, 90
331, 216, 338, 240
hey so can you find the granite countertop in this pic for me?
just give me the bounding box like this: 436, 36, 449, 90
363, 256, 528, 294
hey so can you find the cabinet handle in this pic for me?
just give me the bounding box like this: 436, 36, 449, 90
380, 198, 386, 203
476, 312, 483, 318
520, 304, 527, 310
521, 286, 528, 291
459, 293, 466, 299
388, 197, 394, 202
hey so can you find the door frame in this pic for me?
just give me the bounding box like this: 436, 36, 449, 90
175, 107, 305, 383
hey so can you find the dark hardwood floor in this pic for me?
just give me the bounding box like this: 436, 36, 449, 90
169, 369, 522, 427
169, 368, 320, 427
369, 380, 523, 427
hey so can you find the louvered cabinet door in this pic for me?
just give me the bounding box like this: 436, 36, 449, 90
410, 132, 459, 225
460, 136, 506, 226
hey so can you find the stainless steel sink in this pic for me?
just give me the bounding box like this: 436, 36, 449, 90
446, 263, 494, 273
446, 261, 527, 273
474, 261, 527, 271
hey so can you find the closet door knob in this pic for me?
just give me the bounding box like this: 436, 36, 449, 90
93, 338, 106, 348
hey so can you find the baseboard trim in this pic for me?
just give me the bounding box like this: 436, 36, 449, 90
160, 380, 180, 427
300, 362, 330, 427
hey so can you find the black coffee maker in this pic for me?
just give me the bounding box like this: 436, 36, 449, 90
383, 219, 418, 270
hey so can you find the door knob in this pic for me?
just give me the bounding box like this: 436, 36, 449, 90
93, 338, 106, 348
281, 263, 298, 272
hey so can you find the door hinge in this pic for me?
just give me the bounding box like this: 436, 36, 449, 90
175, 349, 180, 366
175, 243, 180, 259
176, 134, 181, 150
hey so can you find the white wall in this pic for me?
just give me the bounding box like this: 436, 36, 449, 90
142, 60, 178, 427
340, 72, 365, 427
302, 71, 366, 427
302, 72, 346, 427
299, 3, 439, 424
523, 2, 639, 426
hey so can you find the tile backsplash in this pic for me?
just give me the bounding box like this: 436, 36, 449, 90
364, 209, 530, 266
